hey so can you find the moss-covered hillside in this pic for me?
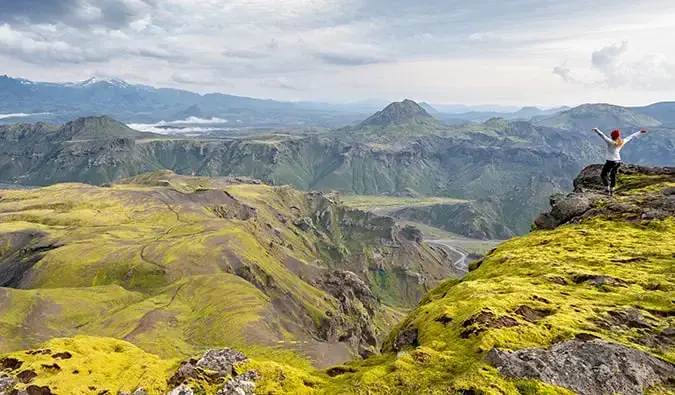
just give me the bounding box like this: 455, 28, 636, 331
0, 171, 458, 389
1, 165, 674, 394
319, 165, 675, 394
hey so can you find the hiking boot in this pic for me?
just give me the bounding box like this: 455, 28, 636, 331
609, 187, 614, 196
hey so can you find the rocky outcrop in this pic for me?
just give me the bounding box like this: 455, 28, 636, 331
573, 164, 675, 193
385, 325, 419, 353
487, 339, 675, 395
0, 376, 16, 394
167, 348, 256, 395
535, 164, 675, 230
314, 270, 380, 356
217, 371, 258, 395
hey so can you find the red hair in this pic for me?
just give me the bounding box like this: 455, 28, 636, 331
610, 130, 624, 147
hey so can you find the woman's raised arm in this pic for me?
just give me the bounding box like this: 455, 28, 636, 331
592, 128, 613, 144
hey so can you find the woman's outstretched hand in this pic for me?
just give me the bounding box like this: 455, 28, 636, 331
640, 129, 649, 133
592, 128, 600, 133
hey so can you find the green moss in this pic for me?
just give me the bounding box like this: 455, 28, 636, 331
3, 172, 671, 394
4, 336, 178, 394
320, 214, 674, 393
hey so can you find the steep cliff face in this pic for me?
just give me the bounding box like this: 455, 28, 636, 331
0, 172, 456, 375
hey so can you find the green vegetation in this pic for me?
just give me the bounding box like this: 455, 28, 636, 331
341, 195, 466, 213
2, 336, 178, 394
314, 171, 675, 393
0, 174, 456, 376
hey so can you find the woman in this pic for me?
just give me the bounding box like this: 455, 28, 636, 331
592, 127, 648, 195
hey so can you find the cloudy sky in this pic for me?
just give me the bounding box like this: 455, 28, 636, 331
2, 0, 675, 106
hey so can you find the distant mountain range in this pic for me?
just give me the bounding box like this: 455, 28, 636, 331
1, 98, 672, 240
6, 74, 675, 129
0, 75, 368, 127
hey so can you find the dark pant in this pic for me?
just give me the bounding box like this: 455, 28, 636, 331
601, 160, 621, 188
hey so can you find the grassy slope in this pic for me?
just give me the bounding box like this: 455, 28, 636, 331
318, 172, 675, 394
0, 182, 329, 358
0, 174, 455, 373
2, 173, 673, 394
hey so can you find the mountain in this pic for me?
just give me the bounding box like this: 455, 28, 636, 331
340, 99, 445, 138
632, 101, 675, 126
2, 99, 673, 236
358, 99, 437, 127
55, 115, 162, 140
1, 165, 672, 394
0, 75, 363, 127
533, 103, 662, 131
173, 104, 204, 120
436, 105, 570, 123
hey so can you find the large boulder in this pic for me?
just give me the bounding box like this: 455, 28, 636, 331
534, 192, 603, 230
487, 339, 675, 395
536, 164, 675, 230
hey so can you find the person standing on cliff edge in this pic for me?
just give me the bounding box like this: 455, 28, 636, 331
592, 127, 649, 196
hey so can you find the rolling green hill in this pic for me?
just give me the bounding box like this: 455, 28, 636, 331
0, 172, 459, 378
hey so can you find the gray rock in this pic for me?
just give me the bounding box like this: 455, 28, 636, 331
486, 339, 675, 395
550, 193, 598, 223
166, 384, 194, 395
119, 388, 147, 395
534, 192, 603, 230
196, 349, 248, 377
217, 370, 258, 395
168, 348, 250, 388
0, 375, 16, 395
573, 164, 675, 193
607, 308, 653, 329
387, 325, 418, 352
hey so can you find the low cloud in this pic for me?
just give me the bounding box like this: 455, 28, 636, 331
0, 112, 51, 119
128, 117, 231, 135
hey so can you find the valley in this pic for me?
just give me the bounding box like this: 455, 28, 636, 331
0, 163, 672, 394
1, 81, 674, 394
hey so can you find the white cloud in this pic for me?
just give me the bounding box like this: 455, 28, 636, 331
2, 0, 675, 105
0, 112, 51, 119
128, 117, 231, 135
555, 41, 675, 92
